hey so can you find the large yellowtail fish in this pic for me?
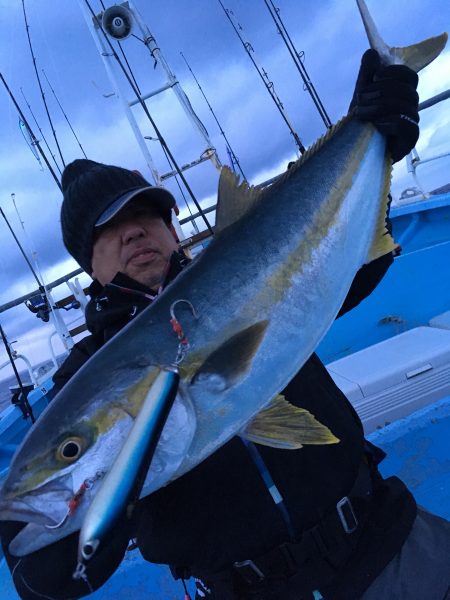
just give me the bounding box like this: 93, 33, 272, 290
0, 0, 446, 558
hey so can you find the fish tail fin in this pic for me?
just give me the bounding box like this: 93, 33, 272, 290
367, 155, 396, 263
356, 0, 448, 72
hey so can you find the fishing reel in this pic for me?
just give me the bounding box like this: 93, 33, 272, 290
25, 293, 50, 323
101, 3, 134, 40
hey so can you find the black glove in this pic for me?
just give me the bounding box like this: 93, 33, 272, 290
350, 49, 419, 163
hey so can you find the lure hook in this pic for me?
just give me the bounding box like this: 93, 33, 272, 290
169, 299, 198, 365
169, 299, 198, 322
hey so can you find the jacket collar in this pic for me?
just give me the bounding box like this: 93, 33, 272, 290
85, 250, 190, 339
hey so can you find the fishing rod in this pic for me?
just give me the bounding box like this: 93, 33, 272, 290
160, 141, 201, 235
20, 87, 61, 174
42, 69, 88, 159
22, 0, 66, 169
0, 72, 63, 190
83, 0, 214, 235
263, 0, 332, 129
8, 193, 76, 352
218, 0, 306, 154
0, 203, 47, 423
0, 324, 36, 423
0, 206, 44, 290
180, 51, 247, 180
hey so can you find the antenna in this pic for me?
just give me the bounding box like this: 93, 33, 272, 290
263, 0, 332, 129
218, 0, 306, 154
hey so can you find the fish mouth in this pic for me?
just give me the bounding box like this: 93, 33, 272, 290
0, 474, 74, 527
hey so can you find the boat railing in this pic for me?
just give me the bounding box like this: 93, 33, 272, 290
0, 272, 90, 403
402, 88, 450, 200
0, 342, 44, 389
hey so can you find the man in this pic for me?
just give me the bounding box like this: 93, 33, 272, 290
2, 50, 450, 600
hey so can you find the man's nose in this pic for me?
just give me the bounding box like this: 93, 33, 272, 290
121, 223, 146, 244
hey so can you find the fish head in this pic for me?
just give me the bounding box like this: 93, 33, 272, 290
0, 401, 133, 530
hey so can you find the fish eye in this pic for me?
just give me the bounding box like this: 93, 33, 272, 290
57, 437, 84, 462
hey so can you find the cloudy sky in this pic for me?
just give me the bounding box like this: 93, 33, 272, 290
0, 0, 449, 376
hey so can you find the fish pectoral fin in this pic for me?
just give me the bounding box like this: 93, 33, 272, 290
215, 167, 264, 233
242, 394, 340, 449
191, 320, 269, 390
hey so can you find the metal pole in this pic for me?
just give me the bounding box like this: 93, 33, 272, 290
129, 1, 222, 171
82, 0, 214, 235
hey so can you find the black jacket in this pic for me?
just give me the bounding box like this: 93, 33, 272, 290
1, 251, 416, 600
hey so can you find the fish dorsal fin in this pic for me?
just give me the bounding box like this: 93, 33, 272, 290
366, 157, 397, 263
357, 0, 447, 71
243, 394, 340, 449
191, 320, 269, 390
215, 167, 264, 232
217, 116, 353, 224
264, 115, 352, 191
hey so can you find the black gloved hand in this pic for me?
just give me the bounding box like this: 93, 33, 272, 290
349, 49, 419, 163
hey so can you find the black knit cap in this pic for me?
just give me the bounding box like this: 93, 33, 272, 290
60, 159, 176, 274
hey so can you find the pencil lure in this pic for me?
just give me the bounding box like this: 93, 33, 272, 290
74, 367, 180, 575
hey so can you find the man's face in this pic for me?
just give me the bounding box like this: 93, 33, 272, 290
91, 198, 178, 289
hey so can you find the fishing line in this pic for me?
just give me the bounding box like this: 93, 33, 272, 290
41, 70, 88, 159
83, 0, 214, 235
180, 51, 247, 180
21, 0, 66, 169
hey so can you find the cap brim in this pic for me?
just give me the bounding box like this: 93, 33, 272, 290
95, 186, 176, 227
